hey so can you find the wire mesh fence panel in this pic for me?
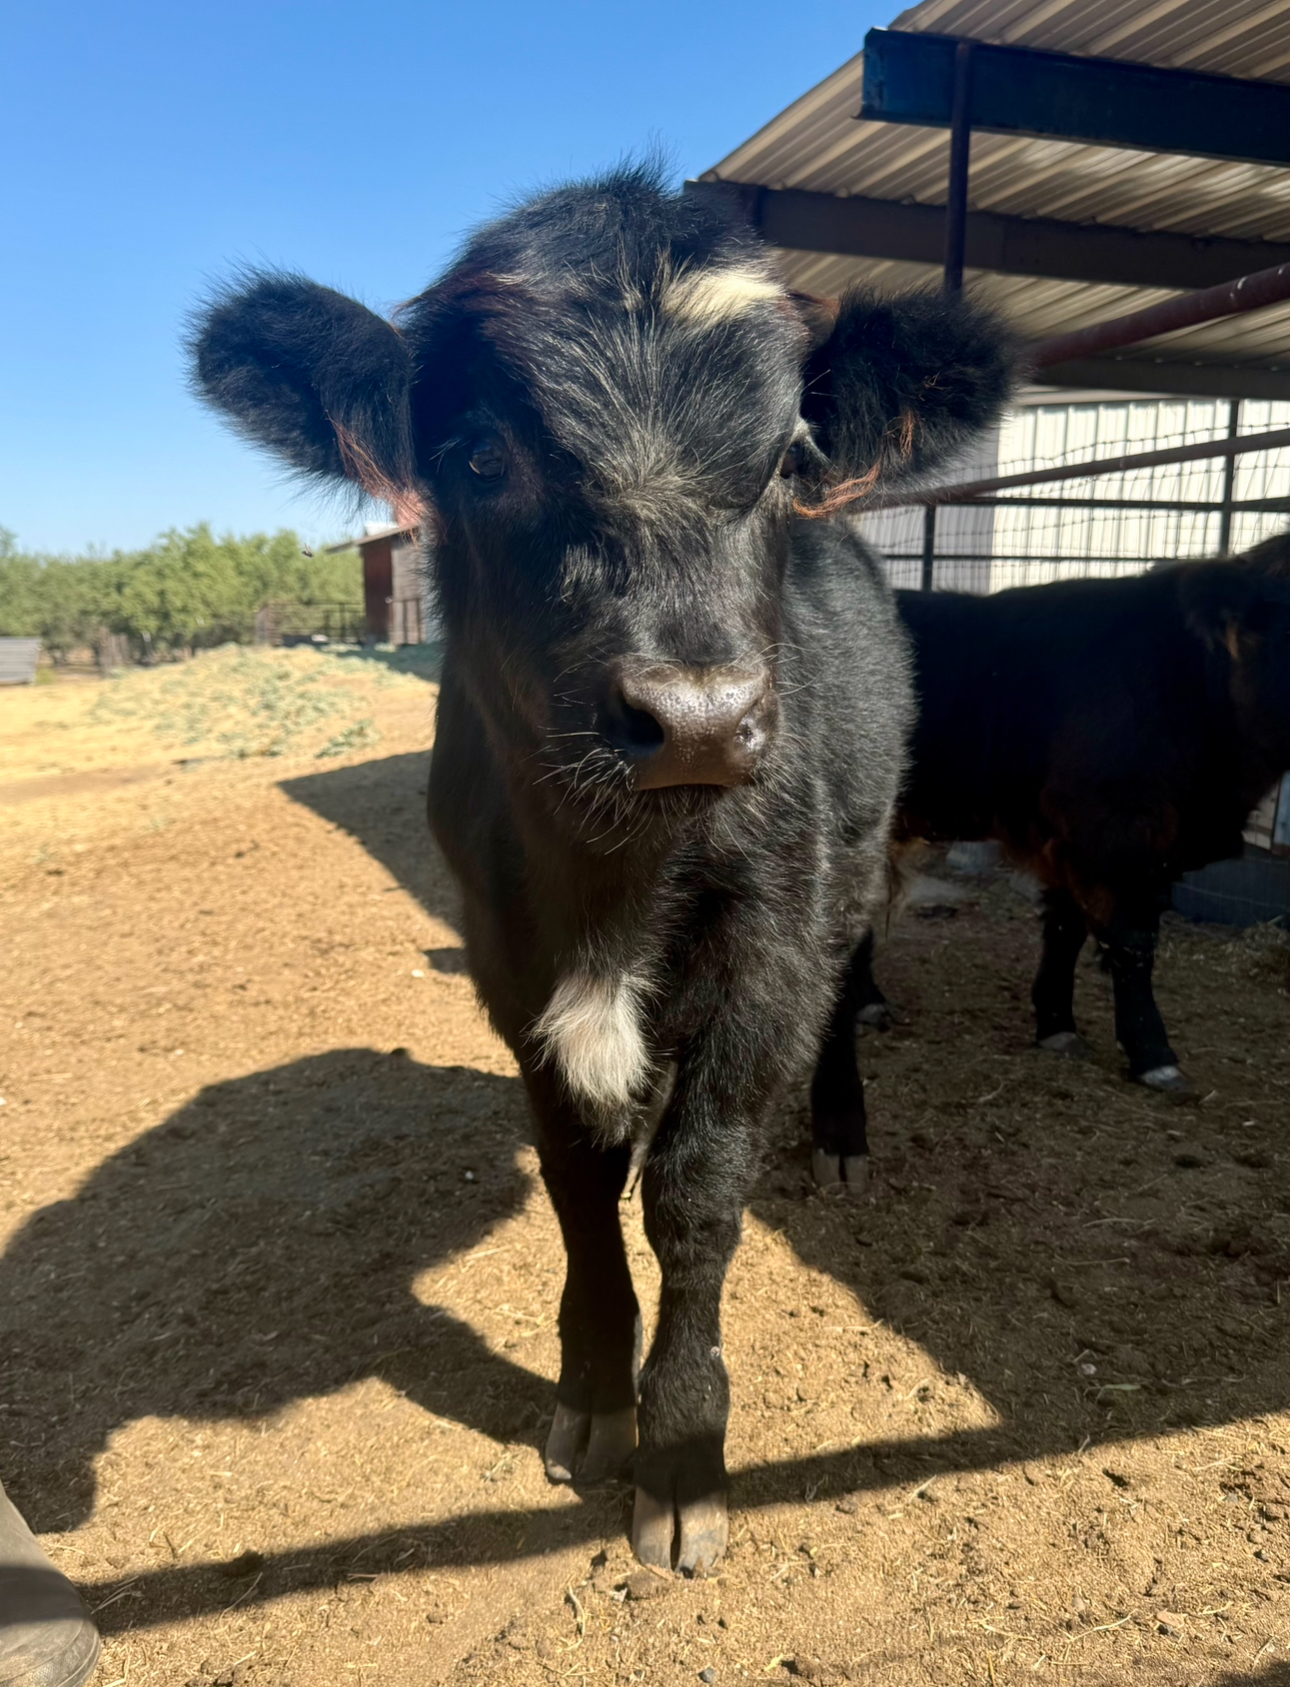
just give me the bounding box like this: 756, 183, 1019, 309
857, 396, 1290, 595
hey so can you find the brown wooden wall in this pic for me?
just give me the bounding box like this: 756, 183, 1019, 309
361, 538, 393, 640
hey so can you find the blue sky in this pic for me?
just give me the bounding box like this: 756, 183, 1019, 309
2, 1, 883, 555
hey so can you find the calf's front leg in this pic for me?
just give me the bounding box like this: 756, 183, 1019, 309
633, 1101, 752, 1575
526, 1069, 641, 1485
631, 1007, 792, 1575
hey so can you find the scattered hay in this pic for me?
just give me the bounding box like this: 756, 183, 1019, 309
1159, 910, 1290, 983
87, 645, 433, 760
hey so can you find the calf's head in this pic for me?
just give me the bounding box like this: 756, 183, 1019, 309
1184, 533, 1290, 766
192, 167, 1012, 833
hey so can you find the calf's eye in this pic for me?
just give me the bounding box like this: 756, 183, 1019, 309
778, 446, 801, 478
469, 441, 507, 480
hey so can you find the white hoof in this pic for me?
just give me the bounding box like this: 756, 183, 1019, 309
1135, 1064, 1196, 1099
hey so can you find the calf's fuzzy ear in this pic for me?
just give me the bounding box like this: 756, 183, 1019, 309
189, 272, 418, 511
801, 289, 1016, 489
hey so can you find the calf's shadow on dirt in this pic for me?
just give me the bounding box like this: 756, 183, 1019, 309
0, 1049, 548, 1536
282, 754, 1290, 1480
28, 1033, 1290, 1637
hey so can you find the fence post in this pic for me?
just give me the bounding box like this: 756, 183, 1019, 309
1217, 398, 1241, 555
921, 505, 938, 591
943, 41, 975, 294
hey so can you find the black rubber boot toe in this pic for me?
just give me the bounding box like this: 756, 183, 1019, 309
0, 1484, 99, 1687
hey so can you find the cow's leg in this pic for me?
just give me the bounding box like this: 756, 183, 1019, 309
633, 1106, 751, 1576
528, 1075, 640, 1486
630, 1002, 791, 1577
809, 935, 873, 1197
1096, 899, 1192, 1097
852, 928, 894, 1029
1032, 888, 1091, 1058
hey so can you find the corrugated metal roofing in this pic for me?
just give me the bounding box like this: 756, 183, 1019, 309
700, 0, 1290, 385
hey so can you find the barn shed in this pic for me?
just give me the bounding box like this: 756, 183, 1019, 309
697, 0, 1290, 915
336, 523, 434, 645
0, 638, 41, 685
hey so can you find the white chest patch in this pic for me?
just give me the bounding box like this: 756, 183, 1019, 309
534, 970, 650, 1112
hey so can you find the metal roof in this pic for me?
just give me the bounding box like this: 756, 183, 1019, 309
699, 0, 1290, 396
324, 524, 415, 554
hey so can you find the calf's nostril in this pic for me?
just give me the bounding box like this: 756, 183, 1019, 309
601, 688, 667, 759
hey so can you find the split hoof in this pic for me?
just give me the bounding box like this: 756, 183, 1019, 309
1037, 1031, 1093, 1060
1134, 1063, 1197, 1101
811, 1149, 871, 1199
632, 1487, 728, 1575
544, 1402, 637, 1485
857, 1001, 894, 1031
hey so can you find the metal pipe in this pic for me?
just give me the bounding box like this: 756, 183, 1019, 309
882, 552, 1221, 566
923, 492, 1289, 513
943, 41, 974, 294
868, 424, 1290, 508
920, 504, 937, 590
1217, 398, 1241, 554
1030, 262, 1290, 369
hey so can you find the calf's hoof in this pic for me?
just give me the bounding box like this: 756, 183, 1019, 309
632, 1486, 728, 1576
857, 1001, 894, 1031
1134, 1063, 1196, 1101
544, 1402, 637, 1486
811, 1149, 870, 1199
1037, 1031, 1092, 1060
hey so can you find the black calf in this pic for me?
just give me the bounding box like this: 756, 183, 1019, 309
872, 540, 1290, 1097
191, 165, 1012, 1571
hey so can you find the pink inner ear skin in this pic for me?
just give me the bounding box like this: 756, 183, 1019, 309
331, 418, 427, 529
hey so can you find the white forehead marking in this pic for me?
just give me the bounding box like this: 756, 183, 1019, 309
658, 266, 784, 328
534, 970, 651, 1112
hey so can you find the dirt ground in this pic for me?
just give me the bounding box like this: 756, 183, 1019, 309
3, 650, 1290, 1687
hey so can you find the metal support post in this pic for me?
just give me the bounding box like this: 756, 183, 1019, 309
1218, 398, 1241, 555
921, 504, 938, 591
943, 41, 975, 293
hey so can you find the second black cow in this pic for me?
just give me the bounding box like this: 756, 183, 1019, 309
865, 538, 1290, 1101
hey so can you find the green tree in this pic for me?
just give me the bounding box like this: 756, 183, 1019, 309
0, 523, 365, 657
0, 529, 43, 637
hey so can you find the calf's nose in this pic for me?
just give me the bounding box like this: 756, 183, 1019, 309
604, 660, 775, 789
